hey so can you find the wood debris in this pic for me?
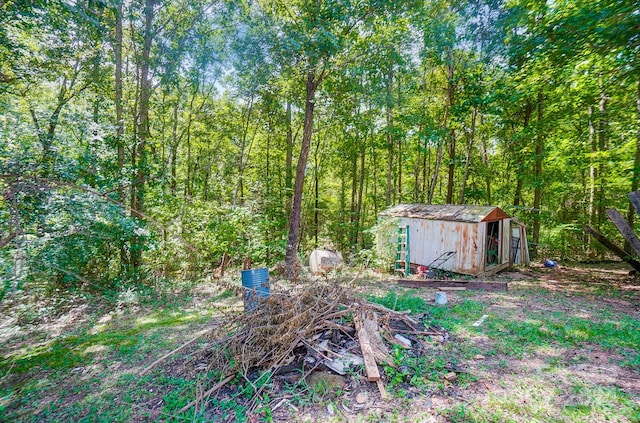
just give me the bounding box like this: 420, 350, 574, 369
182, 282, 446, 416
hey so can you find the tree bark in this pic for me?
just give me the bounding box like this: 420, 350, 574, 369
588, 105, 597, 226
285, 71, 320, 279
285, 100, 293, 209
130, 0, 154, 271
113, 0, 128, 272
478, 114, 491, 204
385, 68, 394, 206
626, 77, 640, 250
234, 94, 255, 205
458, 107, 477, 204
428, 144, 442, 204
445, 53, 455, 205
355, 137, 366, 249
513, 101, 532, 207
531, 91, 544, 259
597, 90, 608, 227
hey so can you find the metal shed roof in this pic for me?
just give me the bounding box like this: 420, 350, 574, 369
379, 204, 510, 223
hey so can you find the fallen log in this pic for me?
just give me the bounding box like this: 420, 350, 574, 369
398, 279, 508, 292
606, 208, 640, 259
584, 225, 640, 272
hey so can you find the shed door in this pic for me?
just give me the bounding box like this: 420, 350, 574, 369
486, 220, 501, 267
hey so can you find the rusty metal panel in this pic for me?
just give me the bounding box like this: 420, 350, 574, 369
399, 217, 482, 275
381, 204, 508, 223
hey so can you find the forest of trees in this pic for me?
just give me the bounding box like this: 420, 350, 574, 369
0, 0, 638, 294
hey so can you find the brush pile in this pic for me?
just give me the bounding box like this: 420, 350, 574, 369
184, 281, 444, 417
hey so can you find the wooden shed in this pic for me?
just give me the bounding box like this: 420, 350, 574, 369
379, 204, 529, 277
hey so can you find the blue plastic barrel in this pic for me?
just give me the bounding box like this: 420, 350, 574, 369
241, 267, 270, 311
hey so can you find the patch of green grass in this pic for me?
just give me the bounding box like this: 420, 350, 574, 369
411, 295, 640, 363
0, 308, 213, 377
444, 380, 639, 423
210, 289, 237, 302
366, 291, 428, 313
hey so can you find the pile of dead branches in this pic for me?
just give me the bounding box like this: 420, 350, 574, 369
178, 281, 441, 416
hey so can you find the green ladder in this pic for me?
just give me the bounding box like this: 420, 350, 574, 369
395, 225, 410, 276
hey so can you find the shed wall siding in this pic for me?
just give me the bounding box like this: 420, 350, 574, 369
501, 219, 511, 264
399, 217, 481, 275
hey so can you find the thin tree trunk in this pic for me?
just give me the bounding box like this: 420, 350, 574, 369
385, 68, 394, 206
285, 101, 293, 208
130, 0, 154, 271
513, 102, 532, 207
314, 129, 321, 248
234, 94, 255, 205
350, 144, 358, 230
531, 91, 544, 259
285, 71, 320, 279
114, 0, 128, 272
628, 77, 640, 250
355, 137, 366, 250
422, 136, 430, 203
478, 114, 491, 204
372, 143, 378, 217
589, 105, 597, 227
428, 144, 443, 204
458, 107, 477, 204
445, 55, 455, 205
597, 90, 608, 228
170, 100, 179, 194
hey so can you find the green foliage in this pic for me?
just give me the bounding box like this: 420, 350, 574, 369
2, 0, 640, 301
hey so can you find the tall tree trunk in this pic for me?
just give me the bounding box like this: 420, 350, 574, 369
428, 144, 443, 204
372, 143, 378, 217
445, 55, 455, 205
350, 144, 358, 233
478, 114, 491, 204
531, 91, 544, 259
513, 102, 532, 207
589, 106, 597, 227
385, 68, 394, 206
170, 100, 179, 194
422, 134, 430, 203
234, 95, 255, 205
628, 77, 640, 248
114, 0, 128, 272
115, 0, 124, 173
597, 90, 608, 228
355, 138, 366, 249
458, 107, 477, 204
285, 71, 320, 279
130, 0, 154, 271
285, 101, 293, 193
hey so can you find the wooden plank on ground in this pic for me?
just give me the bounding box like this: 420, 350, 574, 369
478, 262, 510, 278
376, 380, 388, 399
398, 279, 508, 292
353, 312, 381, 382
584, 224, 640, 272
606, 208, 640, 259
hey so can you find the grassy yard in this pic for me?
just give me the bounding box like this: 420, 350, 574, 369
1, 264, 639, 422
